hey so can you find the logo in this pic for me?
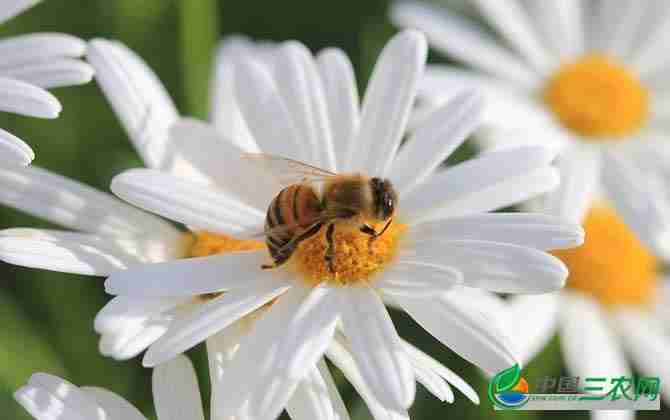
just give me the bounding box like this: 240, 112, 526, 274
488, 364, 529, 409
488, 365, 661, 411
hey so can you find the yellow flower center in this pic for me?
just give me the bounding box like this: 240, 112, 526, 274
552, 205, 659, 306
291, 221, 406, 286
543, 54, 649, 140
186, 231, 265, 300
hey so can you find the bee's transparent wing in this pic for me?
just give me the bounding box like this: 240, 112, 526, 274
241, 153, 338, 186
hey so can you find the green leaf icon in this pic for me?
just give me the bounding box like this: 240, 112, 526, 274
495, 364, 521, 393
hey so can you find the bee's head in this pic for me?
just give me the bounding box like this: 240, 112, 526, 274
370, 177, 397, 221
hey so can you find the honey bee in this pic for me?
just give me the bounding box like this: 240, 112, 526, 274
242, 153, 397, 273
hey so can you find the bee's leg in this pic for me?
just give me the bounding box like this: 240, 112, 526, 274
324, 223, 336, 273
359, 224, 377, 236
262, 222, 323, 270
359, 224, 378, 251
262, 246, 293, 270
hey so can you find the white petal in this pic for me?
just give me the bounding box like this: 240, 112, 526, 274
543, 144, 600, 223
0, 0, 40, 24
350, 30, 426, 176
390, 90, 484, 195
0, 229, 144, 275
86, 39, 178, 169
17, 373, 104, 420
338, 287, 415, 410
407, 212, 584, 251
0, 76, 60, 118
234, 57, 305, 160
164, 118, 278, 211
271, 41, 336, 170
105, 251, 273, 297
0, 33, 85, 65
326, 337, 410, 420
95, 296, 186, 360
95, 296, 184, 334
0, 164, 179, 238
99, 321, 170, 361
286, 363, 345, 420
400, 239, 567, 293
559, 292, 630, 382
390, 1, 540, 88
612, 308, 670, 403
209, 36, 258, 151
0, 58, 93, 88
524, 0, 584, 58
630, 11, 670, 78
603, 0, 647, 59
650, 93, 670, 123
654, 277, 670, 325
216, 286, 340, 420
315, 358, 352, 420
588, 0, 626, 52
474, 124, 570, 156
316, 48, 360, 172
206, 324, 245, 420
470, 0, 556, 74
400, 146, 558, 223
400, 340, 479, 404
404, 349, 453, 403
143, 281, 290, 367
152, 355, 205, 420
419, 66, 557, 133
82, 387, 146, 420
376, 262, 462, 298
0, 127, 34, 165
600, 149, 670, 259
111, 168, 265, 235
2, 226, 181, 263
504, 293, 560, 365
392, 290, 518, 375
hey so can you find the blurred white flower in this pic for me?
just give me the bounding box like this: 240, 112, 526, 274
15, 355, 209, 420
392, 1, 670, 417
0, 0, 93, 165
101, 29, 581, 419
392, 0, 670, 257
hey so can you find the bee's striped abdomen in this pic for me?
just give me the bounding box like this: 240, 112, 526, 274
265, 184, 322, 266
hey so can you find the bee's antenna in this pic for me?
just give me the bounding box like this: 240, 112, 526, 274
373, 219, 393, 240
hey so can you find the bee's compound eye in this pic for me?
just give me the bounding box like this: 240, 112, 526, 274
375, 178, 396, 221
384, 194, 395, 218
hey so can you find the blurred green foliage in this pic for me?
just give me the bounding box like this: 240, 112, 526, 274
0, 0, 666, 419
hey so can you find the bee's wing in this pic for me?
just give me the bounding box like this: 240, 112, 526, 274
241, 153, 338, 186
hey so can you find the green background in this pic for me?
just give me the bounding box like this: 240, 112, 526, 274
0, 0, 665, 418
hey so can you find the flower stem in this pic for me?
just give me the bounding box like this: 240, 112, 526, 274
178, 0, 219, 119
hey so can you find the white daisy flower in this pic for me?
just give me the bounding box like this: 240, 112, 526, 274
14, 355, 231, 420
0, 0, 94, 165
477, 194, 670, 420
103, 29, 581, 418
0, 34, 485, 419
391, 2, 670, 418
391, 0, 670, 258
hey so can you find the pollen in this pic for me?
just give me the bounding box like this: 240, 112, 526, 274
543, 54, 649, 140
186, 231, 265, 301
187, 231, 265, 257
552, 205, 659, 307
291, 221, 406, 286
